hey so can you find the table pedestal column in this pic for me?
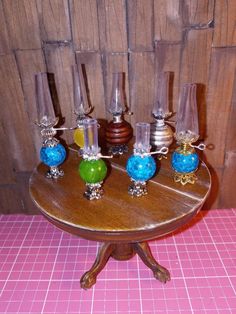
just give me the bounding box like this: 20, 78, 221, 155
80, 242, 170, 289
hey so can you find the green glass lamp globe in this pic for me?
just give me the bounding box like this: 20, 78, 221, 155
78, 159, 107, 184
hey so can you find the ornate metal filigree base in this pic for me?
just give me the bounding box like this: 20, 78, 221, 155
46, 166, 64, 179
174, 171, 197, 185
128, 180, 147, 197
108, 144, 128, 155
84, 182, 104, 200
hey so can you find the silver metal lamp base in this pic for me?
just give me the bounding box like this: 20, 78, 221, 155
84, 182, 104, 200
46, 166, 64, 179
150, 121, 173, 151
128, 180, 147, 197
108, 144, 128, 155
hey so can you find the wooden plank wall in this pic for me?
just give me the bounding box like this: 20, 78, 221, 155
0, 0, 236, 213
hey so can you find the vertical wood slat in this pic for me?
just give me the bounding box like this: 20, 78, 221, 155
36, 0, 71, 42
213, 0, 236, 47
181, 0, 214, 26
2, 0, 41, 50
202, 166, 223, 210
220, 152, 236, 208
44, 44, 76, 144
103, 53, 130, 121
0, 54, 36, 171
0, 187, 23, 214
225, 74, 236, 152
127, 0, 154, 51
179, 29, 213, 139
154, 0, 182, 42
129, 52, 155, 126
76, 52, 106, 120
69, 0, 99, 51
15, 49, 47, 158
0, 0, 11, 54
155, 43, 181, 114
180, 30, 213, 84
206, 47, 236, 168
98, 0, 127, 52
0, 122, 16, 184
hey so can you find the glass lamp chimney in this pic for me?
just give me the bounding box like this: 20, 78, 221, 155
152, 72, 171, 120
72, 64, 89, 119
109, 72, 124, 116
35, 72, 56, 128
83, 118, 99, 156
134, 122, 151, 154
175, 83, 199, 144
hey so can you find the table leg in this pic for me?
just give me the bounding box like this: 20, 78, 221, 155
133, 242, 171, 283
80, 241, 170, 289
80, 243, 115, 289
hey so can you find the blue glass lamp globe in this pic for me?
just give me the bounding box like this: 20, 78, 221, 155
126, 155, 156, 182
171, 150, 199, 173
40, 143, 66, 167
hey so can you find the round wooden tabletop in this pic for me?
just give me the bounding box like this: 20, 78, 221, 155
29, 151, 211, 243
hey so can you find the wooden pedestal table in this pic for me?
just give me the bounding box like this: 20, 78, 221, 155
29, 153, 211, 289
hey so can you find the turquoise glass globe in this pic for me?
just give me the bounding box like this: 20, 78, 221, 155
40, 143, 66, 167
171, 151, 199, 173
126, 155, 156, 182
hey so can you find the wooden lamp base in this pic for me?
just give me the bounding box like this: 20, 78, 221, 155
105, 120, 133, 154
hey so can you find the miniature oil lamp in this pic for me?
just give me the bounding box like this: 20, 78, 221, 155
105, 72, 133, 155
126, 122, 168, 197
35, 72, 66, 179
72, 65, 92, 150
78, 118, 112, 200
150, 72, 173, 151
171, 83, 205, 185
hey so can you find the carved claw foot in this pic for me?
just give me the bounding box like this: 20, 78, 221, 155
80, 271, 97, 290
133, 242, 171, 283
153, 265, 171, 283
80, 243, 115, 290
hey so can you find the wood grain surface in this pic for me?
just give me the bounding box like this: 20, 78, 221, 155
29, 151, 211, 242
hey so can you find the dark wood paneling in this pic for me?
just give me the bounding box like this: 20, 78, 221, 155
37, 0, 71, 42
213, 0, 236, 47
2, 0, 41, 50
206, 47, 236, 168
69, 0, 99, 51
127, 0, 154, 51
154, 0, 182, 42
129, 52, 155, 126
98, 0, 127, 52
0, 0, 11, 54
0, 54, 36, 172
